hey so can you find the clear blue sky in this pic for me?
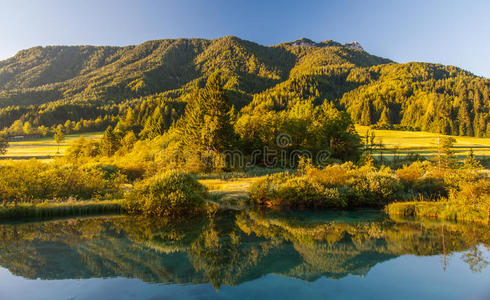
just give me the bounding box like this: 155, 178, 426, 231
1, 0, 489, 77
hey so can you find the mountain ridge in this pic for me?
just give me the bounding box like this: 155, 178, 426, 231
0, 36, 489, 138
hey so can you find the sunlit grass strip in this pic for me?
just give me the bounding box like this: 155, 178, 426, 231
355, 125, 490, 158
5, 131, 103, 159
386, 201, 489, 224
0, 200, 122, 220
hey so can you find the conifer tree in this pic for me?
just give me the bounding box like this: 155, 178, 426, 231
101, 126, 120, 156
463, 148, 482, 170
181, 88, 206, 149
377, 107, 391, 126
178, 73, 237, 171
0, 136, 8, 156
141, 108, 165, 139
200, 73, 236, 153
120, 131, 137, 153
360, 100, 372, 125
440, 136, 457, 168
458, 101, 473, 136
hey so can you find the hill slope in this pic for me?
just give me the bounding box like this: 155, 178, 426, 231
0, 36, 489, 138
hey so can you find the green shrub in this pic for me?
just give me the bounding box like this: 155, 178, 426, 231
277, 177, 346, 208
348, 172, 402, 206
450, 179, 490, 206
0, 160, 123, 204
249, 172, 293, 205
249, 163, 403, 208
386, 200, 489, 224
386, 173, 489, 224
396, 162, 427, 183
123, 170, 208, 217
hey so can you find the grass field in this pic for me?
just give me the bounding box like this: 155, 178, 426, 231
3, 127, 490, 162
199, 177, 260, 206
355, 125, 490, 160
2, 132, 103, 160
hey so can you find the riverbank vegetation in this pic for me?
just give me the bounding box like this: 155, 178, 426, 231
249, 152, 489, 223
0, 200, 122, 220
387, 179, 490, 224
0, 160, 126, 205
123, 170, 209, 217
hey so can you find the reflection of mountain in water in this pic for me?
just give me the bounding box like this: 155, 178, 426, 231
0, 211, 488, 288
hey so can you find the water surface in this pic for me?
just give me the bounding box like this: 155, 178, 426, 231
0, 210, 488, 300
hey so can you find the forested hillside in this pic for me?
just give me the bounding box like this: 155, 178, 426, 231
0, 36, 489, 138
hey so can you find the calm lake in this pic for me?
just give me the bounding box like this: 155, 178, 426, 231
0, 210, 488, 300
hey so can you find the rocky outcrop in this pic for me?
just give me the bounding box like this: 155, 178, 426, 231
286, 38, 364, 51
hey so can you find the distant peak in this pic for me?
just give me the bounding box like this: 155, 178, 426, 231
289, 38, 317, 47
343, 41, 363, 51
284, 38, 364, 51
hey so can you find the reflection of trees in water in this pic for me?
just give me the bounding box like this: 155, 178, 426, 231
462, 246, 489, 273
0, 211, 488, 288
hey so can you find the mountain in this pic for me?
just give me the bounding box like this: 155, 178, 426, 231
0, 36, 387, 106
0, 36, 489, 137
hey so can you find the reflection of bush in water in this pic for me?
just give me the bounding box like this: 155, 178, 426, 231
239, 211, 489, 255
0, 211, 487, 287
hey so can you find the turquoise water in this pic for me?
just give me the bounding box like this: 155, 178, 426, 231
0, 210, 488, 300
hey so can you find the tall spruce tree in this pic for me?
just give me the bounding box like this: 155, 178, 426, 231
101, 126, 120, 156
181, 88, 206, 149
141, 108, 165, 139
377, 107, 391, 126
179, 73, 237, 171
200, 73, 236, 152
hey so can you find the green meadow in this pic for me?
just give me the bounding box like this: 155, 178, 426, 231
355, 125, 490, 160
4, 127, 490, 162
3, 132, 103, 159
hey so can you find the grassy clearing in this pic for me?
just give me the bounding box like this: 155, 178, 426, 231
0, 200, 122, 220
3, 132, 103, 159
355, 125, 490, 160
386, 201, 489, 225
199, 177, 261, 206
5, 126, 490, 163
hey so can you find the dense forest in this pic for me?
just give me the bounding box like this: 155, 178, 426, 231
1, 36, 488, 138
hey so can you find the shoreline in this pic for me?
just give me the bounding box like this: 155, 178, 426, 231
0, 200, 122, 220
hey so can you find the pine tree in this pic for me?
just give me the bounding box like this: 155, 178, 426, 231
360, 100, 372, 125
141, 108, 165, 139
120, 131, 137, 153
181, 88, 206, 149
463, 148, 482, 170
200, 73, 236, 153
440, 136, 457, 168
178, 73, 237, 171
377, 107, 391, 126
0, 136, 8, 156
458, 101, 473, 136
101, 126, 120, 156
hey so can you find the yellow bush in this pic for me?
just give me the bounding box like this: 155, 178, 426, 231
396, 162, 427, 183
123, 170, 208, 217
